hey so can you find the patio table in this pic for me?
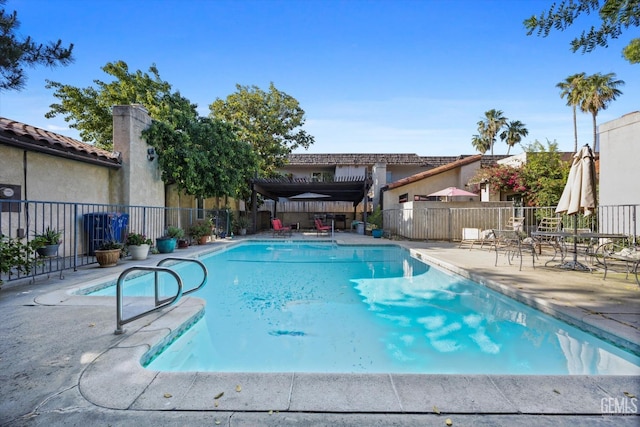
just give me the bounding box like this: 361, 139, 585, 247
532, 231, 628, 269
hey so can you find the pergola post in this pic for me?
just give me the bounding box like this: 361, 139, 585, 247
251, 182, 257, 234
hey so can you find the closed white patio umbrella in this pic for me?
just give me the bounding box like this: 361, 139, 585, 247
556, 145, 597, 217
555, 145, 597, 270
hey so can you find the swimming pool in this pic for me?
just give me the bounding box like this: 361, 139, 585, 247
91, 241, 640, 375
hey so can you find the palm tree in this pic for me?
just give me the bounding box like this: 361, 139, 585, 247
471, 134, 490, 154
500, 120, 529, 155
580, 72, 624, 151
556, 73, 586, 153
478, 109, 507, 156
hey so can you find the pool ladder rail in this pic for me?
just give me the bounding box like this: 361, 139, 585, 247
114, 257, 208, 335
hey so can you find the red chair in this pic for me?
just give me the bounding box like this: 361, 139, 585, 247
314, 218, 331, 236
271, 218, 292, 237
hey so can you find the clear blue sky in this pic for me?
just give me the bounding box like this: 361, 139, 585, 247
1, 0, 637, 156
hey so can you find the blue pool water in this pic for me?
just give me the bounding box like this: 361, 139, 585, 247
92, 242, 640, 375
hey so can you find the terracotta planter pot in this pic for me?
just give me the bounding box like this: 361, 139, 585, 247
95, 249, 121, 267
128, 244, 149, 260
198, 236, 209, 245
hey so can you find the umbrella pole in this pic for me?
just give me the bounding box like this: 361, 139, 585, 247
560, 214, 590, 271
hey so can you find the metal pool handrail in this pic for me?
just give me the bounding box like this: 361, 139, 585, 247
156, 257, 208, 297
114, 258, 208, 335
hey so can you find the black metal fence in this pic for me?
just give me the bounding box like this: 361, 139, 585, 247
0, 200, 232, 285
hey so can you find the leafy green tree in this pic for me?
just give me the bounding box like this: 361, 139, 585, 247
45, 60, 197, 150
44, 60, 257, 199
557, 73, 587, 152
500, 120, 529, 155
471, 140, 569, 207
209, 82, 314, 176
520, 140, 570, 207
623, 37, 640, 63
0, 0, 74, 91
524, 0, 640, 64
142, 117, 258, 199
579, 72, 624, 151
476, 109, 507, 156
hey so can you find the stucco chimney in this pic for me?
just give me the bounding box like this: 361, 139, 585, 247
112, 105, 164, 207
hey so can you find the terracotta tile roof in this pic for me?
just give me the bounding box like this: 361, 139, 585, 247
287, 153, 429, 166
287, 153, 509, 168
0, 117, 120, 167
385, 154, 484, 190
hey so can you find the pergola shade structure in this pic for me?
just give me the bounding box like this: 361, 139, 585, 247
251, 176, 372, 207
250, 175, 373, 232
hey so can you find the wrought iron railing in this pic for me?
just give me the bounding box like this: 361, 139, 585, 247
0, 200, 222, 285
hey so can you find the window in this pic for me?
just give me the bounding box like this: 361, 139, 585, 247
399, 193, 408, 203
311, 172, 334, 182
197, 198, 205, 219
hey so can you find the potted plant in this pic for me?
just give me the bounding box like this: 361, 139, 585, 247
189, 220, 212, 245
156, 226, 183, 253
166, 225, 189, 248
235, 215, 250, 236
125, 232, 152, 260
166, 226, 184, 239
94, 240, 124, 267
33, 227, 63, 257
367, 206, 384, 238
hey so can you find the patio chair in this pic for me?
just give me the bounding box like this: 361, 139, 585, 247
459, 229, 495, 250
484, 217, 524, 251
314, 218, 331, 236
506, 216, 525, 232
492, 228, 536, 271
271, 218, 292, 237
532, 216, 564, 264
594, 238, 640, 285
459, 227, 479, 249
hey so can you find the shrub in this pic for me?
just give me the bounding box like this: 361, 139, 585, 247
367, 206, 383, 229
189, 221, 212, 239
165, 226, 184, 239
126, 232, 152, 246
0, 234, 40, 285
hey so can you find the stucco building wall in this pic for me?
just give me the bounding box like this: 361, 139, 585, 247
1, 105, 165, 208
598, 111, 640, 207
0, 144, 111, 204
382, 162, 481, 207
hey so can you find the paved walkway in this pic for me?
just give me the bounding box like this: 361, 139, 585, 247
1, 232, 638, 426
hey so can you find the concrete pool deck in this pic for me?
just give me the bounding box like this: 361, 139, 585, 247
1, 232, 638, 426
